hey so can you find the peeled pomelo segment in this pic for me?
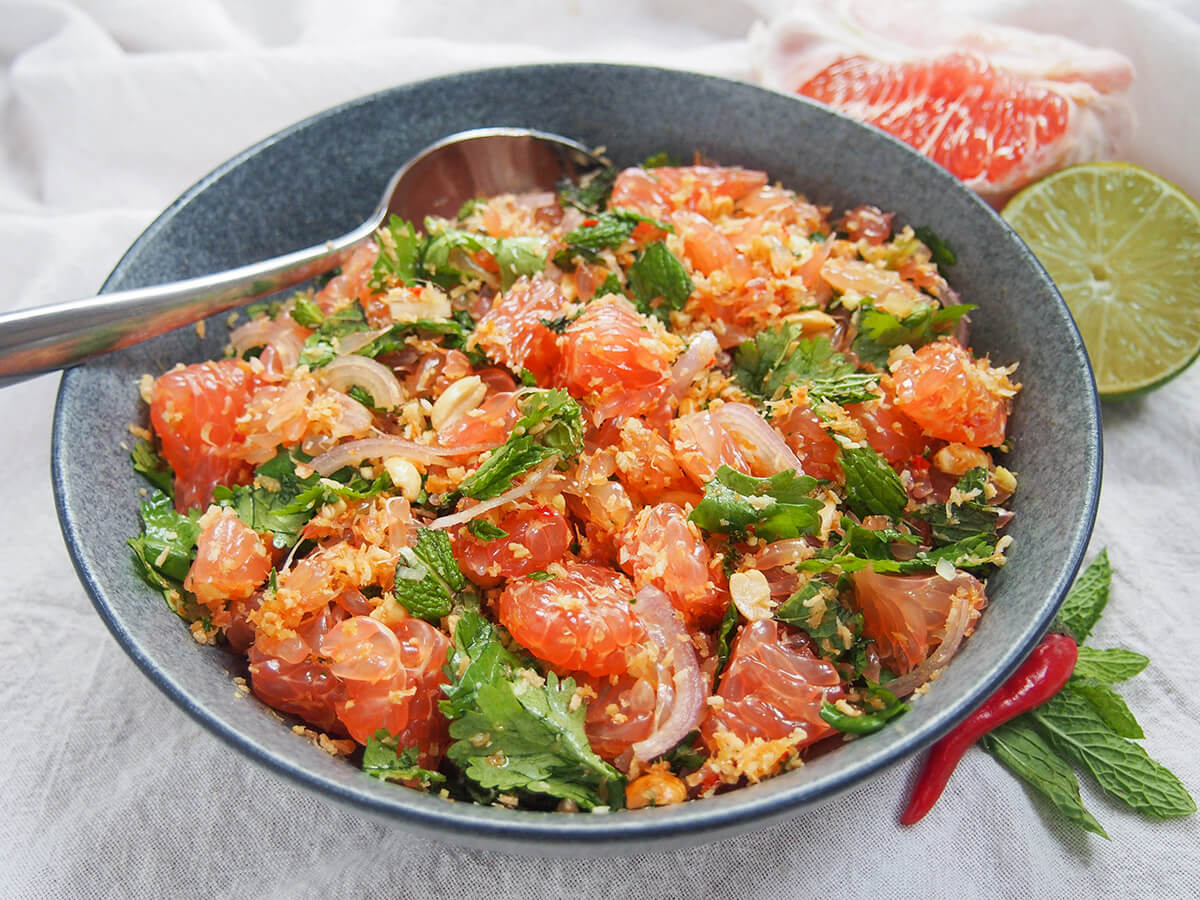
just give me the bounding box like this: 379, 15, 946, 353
800, 54, 1072, 195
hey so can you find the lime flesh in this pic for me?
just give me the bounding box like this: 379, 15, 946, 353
1002, 162, 1200, 398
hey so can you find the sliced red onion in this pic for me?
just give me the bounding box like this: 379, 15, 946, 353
714, 402, 804, 474
629, 586, 706, 762
323, 356, 405, 410
885, 591, 972, 698
425, 460, 554, 530
337, 326, 393, 356
310, 436, 456, 474
230, 316, 305, 372
668, 330, 719, 400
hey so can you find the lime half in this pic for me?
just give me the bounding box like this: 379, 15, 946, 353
1002, 162, 1200, 398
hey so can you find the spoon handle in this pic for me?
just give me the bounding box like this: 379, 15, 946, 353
0, 221, 376, 387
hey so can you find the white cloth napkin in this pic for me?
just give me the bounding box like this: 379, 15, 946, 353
2, 2, 1198, 897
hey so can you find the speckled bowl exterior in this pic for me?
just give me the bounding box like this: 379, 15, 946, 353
52, 64, 1101, 855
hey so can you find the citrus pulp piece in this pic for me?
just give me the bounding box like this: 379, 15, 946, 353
1002, 162, 1200, 397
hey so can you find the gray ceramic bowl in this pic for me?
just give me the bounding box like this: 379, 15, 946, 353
52, 64, 1101, 854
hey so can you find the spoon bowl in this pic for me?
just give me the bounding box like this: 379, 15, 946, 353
0, 128, 600, 386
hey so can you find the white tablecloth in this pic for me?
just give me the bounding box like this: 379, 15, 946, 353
2, 2, 1198, 897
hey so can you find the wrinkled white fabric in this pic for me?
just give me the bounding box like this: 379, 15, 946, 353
2, 1, 1198, 897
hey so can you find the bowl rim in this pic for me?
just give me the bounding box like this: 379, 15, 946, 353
51, 61, 1102, 853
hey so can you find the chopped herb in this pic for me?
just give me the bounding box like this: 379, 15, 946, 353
467, 520, 509, 541
362, 729, 446, 787
526, 570, 553, 581
457, 198, 484, 221
370, 216, 423, 290
130, 439, 174, 496
595, 272, 624, 298
661, 732, 706, 772
734, 327, 880, 404
913, 225, 957, 267
127, 489, 202, 587
458, 389, 584, 500
820, 684, 907, 735
851, 299, 974, 369
445, 671, 625, 810
346, 385, 377, 409
775, 578, 864, 660
627, 241, 694, 321
290, 296, 326, 329
538, 314, 571, 334
914, 466, 1001, 544
839, 445, 907, 520
393, 528, 469, 621
713, 599, 739, 688
440, 602, 531, 721
641, 151, 682, 168
556, 165, 617, 214
422, 223, 547, 290
554, 209, 668, 267
689, 465, 822, 541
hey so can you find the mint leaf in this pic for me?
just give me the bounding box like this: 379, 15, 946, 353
915, 467, 1001, 544
840, 445, 907, 520
641, 151, 682, 169
1067, 680, 1144, 740
775, 578, 864, 660
595, 272, 623, 298
458, 389, 583, 500
1032, 689, 1196, 819
689, 465, 821, 541
1055, 549, 1112, 642
556, 166, 617, 214
819, 683, 907, 735
1072, 647, 1149, 683
297, 301, 372, 368
362, 729, 446, 786
627, 241, 693, 320
445, 672, 624, 809
914, 225, 957, 267
556, 209, 667, 265
467, 519, 509, 541
423, 225, 547, 290
734, 327, 880, 404
394, 528, 468, 621
851, 299, 974, 369
980, 719, 1108, 839
441, 602, 532, 721
290, 296, 326, 329
130, 439, 174, 496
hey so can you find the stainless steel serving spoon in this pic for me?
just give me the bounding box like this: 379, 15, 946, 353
0, 127, 602, 387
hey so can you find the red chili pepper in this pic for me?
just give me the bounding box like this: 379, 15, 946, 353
410, 285, 423, 296
900, 631, 1078, 826
582, 218, 599, 227
907, 455, 930, 473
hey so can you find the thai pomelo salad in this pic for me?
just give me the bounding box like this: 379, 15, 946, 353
128, 158, 1020, 812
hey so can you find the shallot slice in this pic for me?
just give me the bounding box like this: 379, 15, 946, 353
309, 436, 456, 474
885, 591, 972, 697
629, 586, 707, 762
425, 460, 555, 530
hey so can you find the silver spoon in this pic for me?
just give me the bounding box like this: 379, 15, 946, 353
0, 127, 602, 386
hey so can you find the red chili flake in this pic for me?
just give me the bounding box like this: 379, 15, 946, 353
582, 218, 599, 227
410, 285, 423, 296
907, 455, 930, 473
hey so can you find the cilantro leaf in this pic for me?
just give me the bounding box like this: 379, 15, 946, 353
1071, 647, 1149, 683
362, 729, 446, 786
689, 465, 822, 541
851, 299, 974, 369
1055, 549, 1112, 643
128, 490, 202, 583
914, 225, 957, 267
914, 466, 1000, 544
458, 389, 583, 500
297, 301, 371, 368
556, 165, 617, 214
839, 445, 907, 520
661, 732, 706, 773
290, 295, 326, 329
734, 327, 880, 404
627, 241, 693, 320
1031, 689, 1196, 819
130, 439, 174, 496
446, 672, 624, 810
595, 272, 624, 298
371, 216, 424, 290
441, 602, 533, 721
980, 719, 1108, 839
393, 528, 468, 621
1067, 680, 1144, 740
712, 600, 739, 688
467, 520, 509, 541
422, 225, 547, 290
